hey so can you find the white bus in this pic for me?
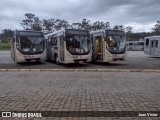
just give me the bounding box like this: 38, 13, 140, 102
11, 30, 46, 63
126, 41, 144, 51
144, 36, 160, 57
90, 29, 126, 62
45, 29, 92, 64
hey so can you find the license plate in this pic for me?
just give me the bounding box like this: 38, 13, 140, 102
117, 55, 123, 58
30, 60, 36, 62
79, 61, 84, 63
24, 55, 33, 58
113, 54, 123, 58
74, 56, 81, 59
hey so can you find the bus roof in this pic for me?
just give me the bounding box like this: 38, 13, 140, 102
90, 29, 125, 34
15, 30, 43, 36
145, 36, 160, 39
126, 41, 144, 43
45, 29, 89, 37
15, 30, 43, 33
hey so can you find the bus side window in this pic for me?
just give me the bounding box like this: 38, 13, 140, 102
156, 40, 158, 48
51, 37, 57, 46
146, 39, 149, 46
16, 37, 20, 48
141, 42, 144, 46
151, 41, 154, 47
129, 43, 133, 46
137, 42, 143, 46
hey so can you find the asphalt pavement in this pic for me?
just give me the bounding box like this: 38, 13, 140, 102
0, 51, 160, 69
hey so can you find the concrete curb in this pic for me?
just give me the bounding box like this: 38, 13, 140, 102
0, 69, 160, 72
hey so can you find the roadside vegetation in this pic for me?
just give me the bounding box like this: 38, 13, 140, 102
0, 41, 10, 50
0, 29, 12, 50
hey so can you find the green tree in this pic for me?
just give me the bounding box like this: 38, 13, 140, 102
42, 19, 55, 33
113, 25, 119, 30
125, 26, 133, 41
20, 13, 42, 31
152, 20, 160, 35
105, 22, 110, 29
54, 19, 70, 30
126, 26, 133, 33
32, 17, 42, 31
113, 25, 125, 31
81, 19, 91, 30
71, 22, 82, 29
92, 21, 105, 30
72, 19, 91, 30
1, 29, 14, 42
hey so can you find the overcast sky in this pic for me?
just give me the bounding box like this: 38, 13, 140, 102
0, 0, 160, 33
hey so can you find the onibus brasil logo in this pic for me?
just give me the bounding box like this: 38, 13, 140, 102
1, 112, 42, 118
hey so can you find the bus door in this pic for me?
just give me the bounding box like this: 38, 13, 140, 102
150, 40, 157, 55
47, 36, 52, 60
11, 37, 15, 60
155, 40, 158, 56
59, 36, 64, 62
93, 34, 103, 61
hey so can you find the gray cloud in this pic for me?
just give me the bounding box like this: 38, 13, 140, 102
0, 0, 160, 32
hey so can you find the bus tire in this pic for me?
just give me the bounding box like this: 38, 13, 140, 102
17, 62, 21, 64
37, 61, 42, 64
91, 60, 96, 63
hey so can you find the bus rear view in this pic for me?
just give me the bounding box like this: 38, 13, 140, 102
11, 30, 46, 63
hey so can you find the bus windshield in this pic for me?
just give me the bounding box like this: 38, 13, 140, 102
66, 35, 91, 55
106, 34, 126, 54
16, 36, 45, 55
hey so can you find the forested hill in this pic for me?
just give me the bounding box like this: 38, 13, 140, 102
127, 32, 160, 41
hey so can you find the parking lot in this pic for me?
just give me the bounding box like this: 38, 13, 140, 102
0, 51, 160, 69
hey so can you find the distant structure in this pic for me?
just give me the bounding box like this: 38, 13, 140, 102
126, 41, 144, 51
144, 36, 160, 57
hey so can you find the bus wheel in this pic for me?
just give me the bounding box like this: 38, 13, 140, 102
37, 61, 42, 64
56, 55, 60, 64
